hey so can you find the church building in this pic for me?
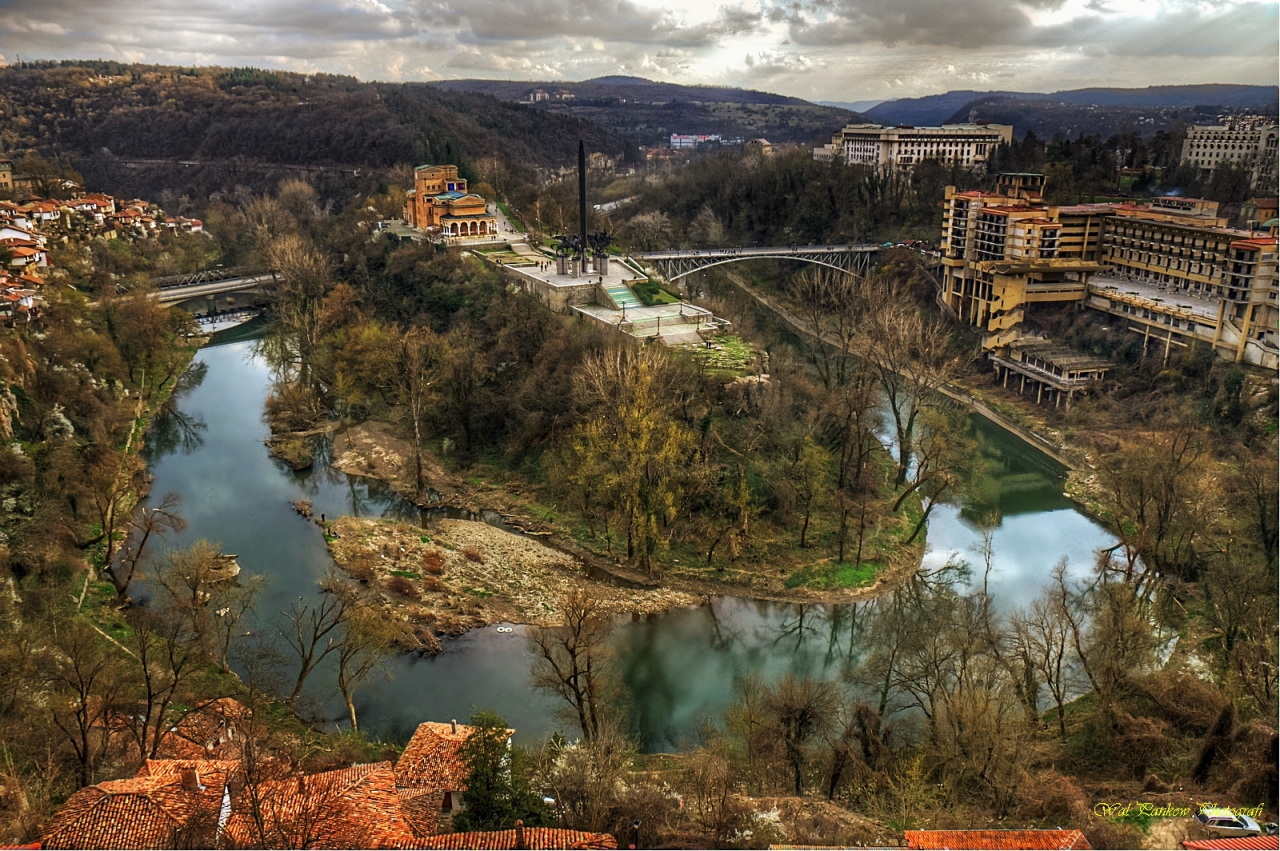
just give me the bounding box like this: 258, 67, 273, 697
405, 165, 497, 237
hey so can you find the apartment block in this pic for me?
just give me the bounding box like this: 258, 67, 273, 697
941, 174, 1279, 372
815, 122, 1013, 170
1181, 115, 1279, 191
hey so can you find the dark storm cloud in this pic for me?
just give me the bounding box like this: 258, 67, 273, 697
776, 0, 1277, 62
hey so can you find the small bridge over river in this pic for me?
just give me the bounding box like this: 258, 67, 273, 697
635, 244, 883, 281
152, 267, 277, 306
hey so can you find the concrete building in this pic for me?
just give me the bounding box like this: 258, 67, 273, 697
815, 122, 1013, 170
1181, 115, 1279, 191
405, 165, 497, 238
940, 174, 1279, 370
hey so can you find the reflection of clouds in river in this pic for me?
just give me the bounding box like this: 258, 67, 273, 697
922, 504, 1109, 610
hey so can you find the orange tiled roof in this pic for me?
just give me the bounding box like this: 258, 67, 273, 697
1182, 839, 1279, 851
223, 761, 415, 850
398, 787, 443, 839
395, 721, 510, 793
136, 758, 241, 779
408, 826, 618, 849
904, 829, 1092, 850
157, 697, 251, 761
40, 770, 228, 849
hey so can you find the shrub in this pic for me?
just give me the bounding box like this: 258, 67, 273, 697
422, 548, 446, 575
387, 576, 419, 599
461, 546, 484, 564
347, 556, 376, 583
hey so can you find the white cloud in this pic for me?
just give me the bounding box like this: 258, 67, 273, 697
0, 0, 1272, 100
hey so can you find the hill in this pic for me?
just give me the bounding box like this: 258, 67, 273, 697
428, 76, 813, 106
0, 62, 631, 202
944, 98, 1276, 141
428, 76, 864, 146
866, 84, 1278, 130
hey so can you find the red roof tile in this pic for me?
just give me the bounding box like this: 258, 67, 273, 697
398, 787, 443, 839
408, 826, 618, 849
41, 770, 228, 849
904, 829, 1092, 850
223, 761, 415, 850
1183, 838, 1280, 850
395, 721, 510, 794
157, 697, 251, 761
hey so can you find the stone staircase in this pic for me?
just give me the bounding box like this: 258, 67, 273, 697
601, 283, 642, 310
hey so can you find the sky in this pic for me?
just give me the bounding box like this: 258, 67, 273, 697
0, 0, 1276, 103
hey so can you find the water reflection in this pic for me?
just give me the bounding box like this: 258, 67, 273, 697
146, 360, 209, 461
144, 337, 1122, 752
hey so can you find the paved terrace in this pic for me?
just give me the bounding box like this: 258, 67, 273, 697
1088, 273, 1221, 320
478, 242, 724, 344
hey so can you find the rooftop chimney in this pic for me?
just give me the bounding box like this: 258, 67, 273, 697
515, 819, 526, 850
179, 768, 202, 792
451, 719, 458, 734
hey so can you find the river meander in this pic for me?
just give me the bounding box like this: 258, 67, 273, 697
144, 334, 1117, 751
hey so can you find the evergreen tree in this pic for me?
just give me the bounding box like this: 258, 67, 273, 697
453, 711, 553, 831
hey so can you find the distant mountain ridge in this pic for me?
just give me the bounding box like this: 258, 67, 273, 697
866, 84, 1278, 127
427, 76, 864, 147
428, 76, 812, 106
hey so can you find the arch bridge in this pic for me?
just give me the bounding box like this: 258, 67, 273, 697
635, 245, 882, 281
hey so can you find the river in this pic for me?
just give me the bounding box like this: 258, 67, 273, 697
144, 333, 1115, 751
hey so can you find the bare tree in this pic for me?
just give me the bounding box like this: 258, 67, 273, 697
108, 492, 187, 602
278, 575, 352, 705
124, 606, 204, 760
851, 273, 970, 488
398, 326, 445, 498
48, 618, 121, 786
768, 675, 837, 796
335, 602, 405, 732
529, 588, 613, 742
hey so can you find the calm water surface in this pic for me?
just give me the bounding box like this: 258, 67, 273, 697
146, 337, 1116, 751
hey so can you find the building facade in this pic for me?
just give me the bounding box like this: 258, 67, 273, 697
1181, 115, 1279, 191
940, 175, 1279, 369
405, 165, 497, 238
815, 122, 1013, 170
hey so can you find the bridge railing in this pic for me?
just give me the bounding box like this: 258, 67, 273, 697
154, 267, 273, 289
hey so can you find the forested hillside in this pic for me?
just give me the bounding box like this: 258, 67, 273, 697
0, 62, 630, 202
430, 75, 863, 146
866, 84, 1278, 132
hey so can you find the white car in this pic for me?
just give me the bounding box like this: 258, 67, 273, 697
1194, 807, 1263, 837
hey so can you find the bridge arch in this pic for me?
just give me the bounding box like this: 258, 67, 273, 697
656, 254, 860, 281
636, 246, 881, 282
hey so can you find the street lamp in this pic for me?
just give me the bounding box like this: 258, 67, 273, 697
630, 819, 641, 850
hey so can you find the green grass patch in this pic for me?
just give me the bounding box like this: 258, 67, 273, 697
497, 202, 526, 232
680, 334, 756, 373
632, 280, 679, 306
785, 560, 881, 590
389, 570, 421, 579
419, 535, 431, 544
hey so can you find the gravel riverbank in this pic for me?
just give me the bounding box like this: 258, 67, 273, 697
326, 516, 699, 652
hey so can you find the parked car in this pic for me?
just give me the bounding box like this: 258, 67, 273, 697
1194, 807, 1263, 837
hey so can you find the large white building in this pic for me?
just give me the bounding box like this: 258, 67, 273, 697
814, 122, 1014, 170
1181, 115, 1278, 191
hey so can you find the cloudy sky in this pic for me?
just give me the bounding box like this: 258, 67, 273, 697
0, 0, 1275, 102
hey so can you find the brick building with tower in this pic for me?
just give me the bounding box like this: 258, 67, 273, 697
405, 165, 497, 238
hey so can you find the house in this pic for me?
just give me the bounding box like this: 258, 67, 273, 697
904, 829, 1093, 850
39, 763, 232, 849
156, 697, 252, 761
222, 761, 416, 849
408, 820, 618, 849
395, 719, 512, 835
